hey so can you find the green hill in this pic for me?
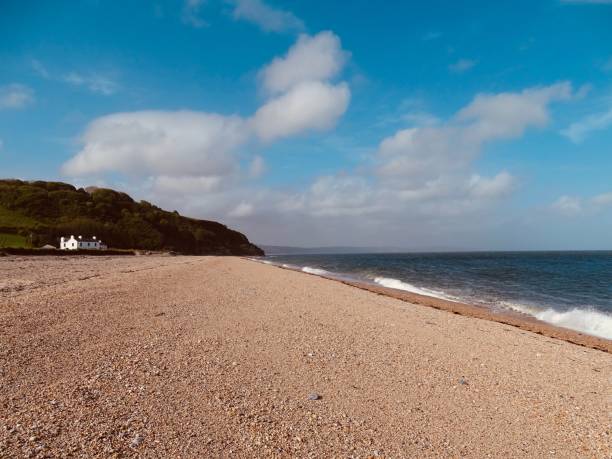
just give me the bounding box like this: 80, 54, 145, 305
0, 179, 263, 255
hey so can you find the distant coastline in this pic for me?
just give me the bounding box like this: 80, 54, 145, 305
260, 245, 612, 255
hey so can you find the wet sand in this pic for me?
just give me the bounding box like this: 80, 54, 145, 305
1, 255, 610, 457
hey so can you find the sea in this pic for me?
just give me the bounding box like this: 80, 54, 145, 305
258, 251, 612, 340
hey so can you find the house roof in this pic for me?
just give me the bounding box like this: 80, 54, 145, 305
62, 236, 101, 243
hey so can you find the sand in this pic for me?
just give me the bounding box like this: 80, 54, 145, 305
0, 255, 610, 458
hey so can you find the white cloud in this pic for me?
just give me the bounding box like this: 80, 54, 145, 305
449, 59, 477, 73
63, 32, 352, 179
224, 168, 517, 231
395, 177, 452, 202
591, 192, 612, 207
249, 155, 266, 178
350, 84, 571, 224
377, 125, 466, 180
561, 107, 612, 143
63, 72, 119, 95
228, 202, 255, 217
551, 191, 612, 216
31, 60, 119, 95
467, 171, 515, 199
231, 0, 304, 33
209, 83, 566, 237
574, 83, 592, 99
552, 195, 582, 215
457, 82, 573, 143
63, 110, 248, 177
251, 31, 350, 141
151, 175, 224, 194
402, 111, 441, 127
182, 0, 207, 27
377, 83, 572, 182
245, 169, 517, 229
251, 81, 350, 141
0, 84, 35, 109
260, 31, 348, 94
31, 59, 50, 78
306, 176, 383, 217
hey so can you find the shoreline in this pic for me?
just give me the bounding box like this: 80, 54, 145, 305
253, 259, 612, 353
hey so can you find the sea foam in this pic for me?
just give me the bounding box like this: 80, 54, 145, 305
302, 266, 329, 276
503, 302, 612, 340
373, 277, 454, 301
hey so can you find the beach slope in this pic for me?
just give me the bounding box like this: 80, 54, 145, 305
0, 256, 609, 457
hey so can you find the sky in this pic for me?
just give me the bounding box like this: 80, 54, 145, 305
1, 0, 612, 250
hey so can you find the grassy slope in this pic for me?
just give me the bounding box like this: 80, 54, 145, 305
0, 233, 30, 248
0, 205, 40, 229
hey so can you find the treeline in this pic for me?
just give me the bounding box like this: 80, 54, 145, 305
0, 179, 263, 255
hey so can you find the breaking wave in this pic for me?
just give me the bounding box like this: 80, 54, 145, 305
302, 266, 330, 276
502, 302, 612, 340
373, 277, 456, 302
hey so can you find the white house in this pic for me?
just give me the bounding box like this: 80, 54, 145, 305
60, 235, 107, 251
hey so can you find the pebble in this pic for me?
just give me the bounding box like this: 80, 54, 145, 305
131, 433, 144, 447
459, 377, 468, 386
308, 393, 321, 401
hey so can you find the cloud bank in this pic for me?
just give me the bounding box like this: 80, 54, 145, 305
167, 82, 570, 248
226, 82, 573, 244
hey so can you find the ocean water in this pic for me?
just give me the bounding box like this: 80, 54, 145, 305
262, 252, 612, 340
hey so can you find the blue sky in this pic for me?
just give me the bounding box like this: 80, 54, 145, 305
1, 0, 612, 249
